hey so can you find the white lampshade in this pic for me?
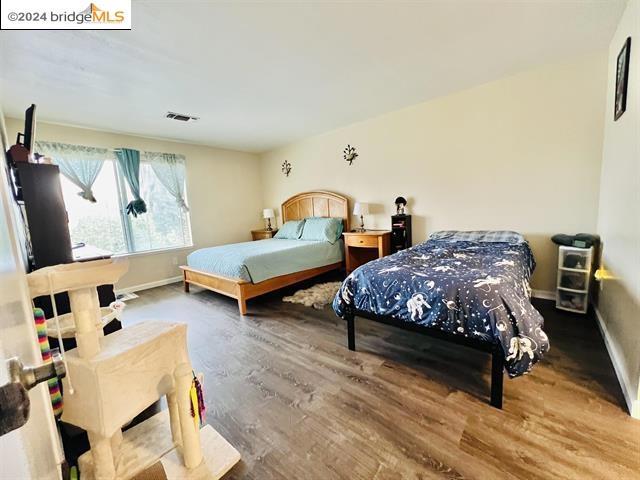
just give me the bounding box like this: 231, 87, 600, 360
353, 202, 370, 216
263, 208, 275, 219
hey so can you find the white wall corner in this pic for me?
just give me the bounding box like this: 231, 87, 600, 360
594, 306, 640, 419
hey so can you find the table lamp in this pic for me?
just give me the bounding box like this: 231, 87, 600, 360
353, 202, 369, 232
263, 208, 275, 231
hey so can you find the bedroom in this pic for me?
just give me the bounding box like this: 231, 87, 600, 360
0, 1, 638, 479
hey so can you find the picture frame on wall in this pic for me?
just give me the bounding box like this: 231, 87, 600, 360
614, 36, 631, 121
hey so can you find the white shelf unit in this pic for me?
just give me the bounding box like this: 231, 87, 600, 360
556, 245, 593, 314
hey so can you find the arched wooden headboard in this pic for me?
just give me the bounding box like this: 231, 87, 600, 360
281, 191, 350, 232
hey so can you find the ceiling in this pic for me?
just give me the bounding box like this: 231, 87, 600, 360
0, 1, 626, 153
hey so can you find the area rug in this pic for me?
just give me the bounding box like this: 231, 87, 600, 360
282, 281, 342, 309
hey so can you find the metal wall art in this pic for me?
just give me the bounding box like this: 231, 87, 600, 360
343, 145, 358, 165
281, 160, 292, 177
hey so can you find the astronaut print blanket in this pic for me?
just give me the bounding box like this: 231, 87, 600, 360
332, 240, 549, 377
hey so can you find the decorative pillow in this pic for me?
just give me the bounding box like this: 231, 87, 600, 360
429, 230, 525, 244
274, 220, 305, 239
300, 217, 343, 244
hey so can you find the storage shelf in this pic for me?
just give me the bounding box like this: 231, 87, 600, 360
556, 245, 593, 315
391, 214, 411, 254
556, 304, 587, 314
559, 267, 589, 273
557, 286, 588, 294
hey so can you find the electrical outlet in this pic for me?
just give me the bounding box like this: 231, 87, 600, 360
172, 257, 178, 266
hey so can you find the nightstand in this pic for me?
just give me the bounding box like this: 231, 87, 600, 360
251, 229, 278, 241
343, 230, 391, 273
391, 214, 412, 253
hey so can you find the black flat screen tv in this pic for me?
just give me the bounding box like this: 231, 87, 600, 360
22, 104, 36, 152
14, 104, 37, 152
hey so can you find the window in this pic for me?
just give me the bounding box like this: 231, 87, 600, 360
59, 149, 192, 255
61, 159, 127, 253
119, 162, 192, 252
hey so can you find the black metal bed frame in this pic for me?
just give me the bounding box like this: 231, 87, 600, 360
343, 307, 505, 409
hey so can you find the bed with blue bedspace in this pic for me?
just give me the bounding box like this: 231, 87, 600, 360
332, 230, 550, 409
181, 191, 350, 314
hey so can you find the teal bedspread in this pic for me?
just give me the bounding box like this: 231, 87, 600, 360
187, 239, 344, 283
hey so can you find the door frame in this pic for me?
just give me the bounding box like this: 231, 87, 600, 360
0, 108, 63, 479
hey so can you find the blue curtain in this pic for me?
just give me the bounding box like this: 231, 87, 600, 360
115, 148, 147, 217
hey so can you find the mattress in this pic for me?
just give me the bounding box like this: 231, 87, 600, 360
333, 239, 549, 377
187, 238, 344, 283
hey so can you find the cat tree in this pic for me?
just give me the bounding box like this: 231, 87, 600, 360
27, 259, 240, 479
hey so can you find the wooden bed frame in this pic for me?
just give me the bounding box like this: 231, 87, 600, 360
181, 191, 350, 315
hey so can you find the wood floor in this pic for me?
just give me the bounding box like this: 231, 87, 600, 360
124, 276, 639, 479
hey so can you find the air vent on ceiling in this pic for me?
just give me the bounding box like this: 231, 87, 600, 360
166, 111, 200, 122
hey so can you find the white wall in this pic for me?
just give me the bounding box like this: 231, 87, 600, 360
596, 0, 640, 419
5, 119, 264, 290
259, 53, 608, 292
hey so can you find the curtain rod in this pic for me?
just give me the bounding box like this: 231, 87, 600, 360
36, 141, 183, 156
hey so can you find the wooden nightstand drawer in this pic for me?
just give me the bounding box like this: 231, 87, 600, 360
345, 234, 378, 248
251, 229, 278, 241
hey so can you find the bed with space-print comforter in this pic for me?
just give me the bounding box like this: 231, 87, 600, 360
332, 231, 549, 377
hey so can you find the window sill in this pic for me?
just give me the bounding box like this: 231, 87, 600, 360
113, 244, 195, 259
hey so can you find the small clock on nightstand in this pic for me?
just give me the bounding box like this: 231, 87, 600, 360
251, 229, 278, 241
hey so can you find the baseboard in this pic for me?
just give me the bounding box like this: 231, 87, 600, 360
532, 289, 555, 300
115, 276, 182, 295
594, 306, 640, 419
